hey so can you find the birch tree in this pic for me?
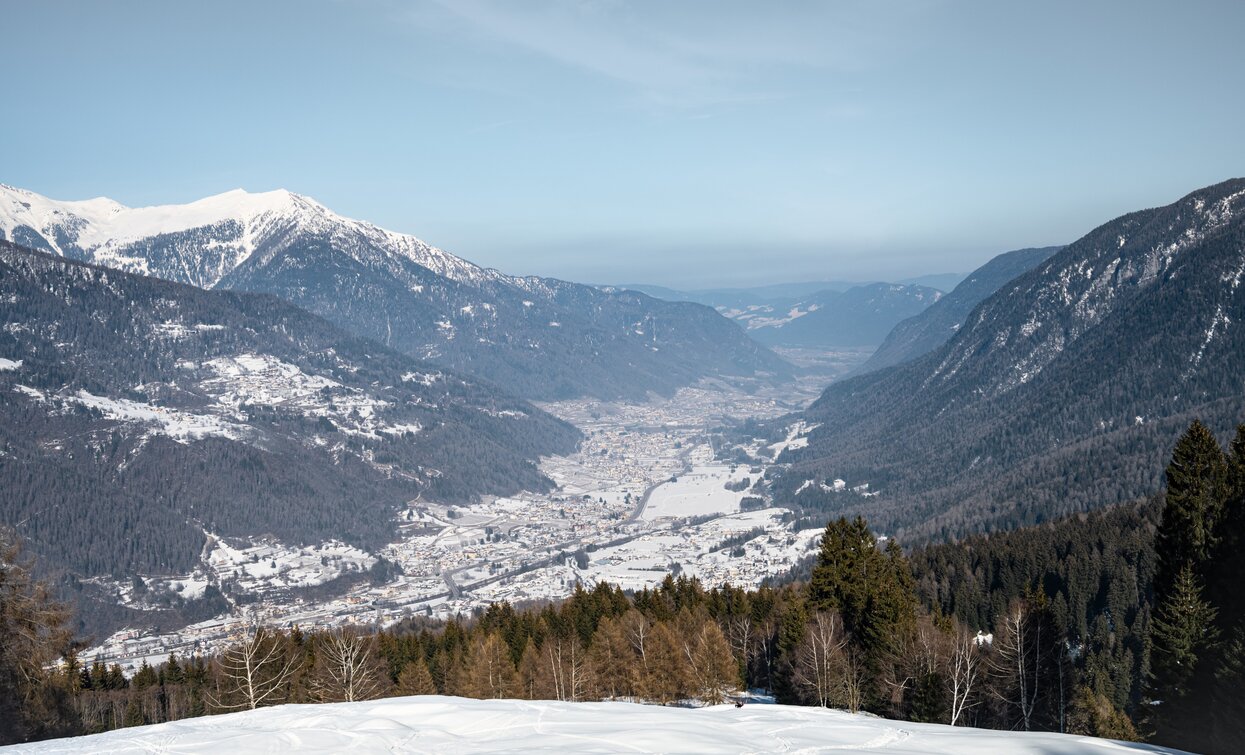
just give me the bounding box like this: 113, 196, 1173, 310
948, 625, 983, 726
310, 630, 386, 703
208, 627, 300, 711
792, 612, 848, 708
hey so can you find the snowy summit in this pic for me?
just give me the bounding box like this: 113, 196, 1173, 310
7, 696, 1190, 755
0, 183, 492, 289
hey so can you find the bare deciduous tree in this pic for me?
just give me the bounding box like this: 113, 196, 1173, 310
948, 625, 983, 726
991, 600, 1042, 730
792, 612, 848, 708
726, 615, 754, 683
310, 630, 386, 703
544, 633, 591, 702
208, 626, 300, 711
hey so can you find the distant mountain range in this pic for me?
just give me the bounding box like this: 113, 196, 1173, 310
854, 247, 1062, 374
620, 281, 949, 349
773, 178, 1245, 540
0, 241, 578, 585
0, 184, 789, 400
733, 284, 944, 348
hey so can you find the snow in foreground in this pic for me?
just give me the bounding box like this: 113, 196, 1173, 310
6, 696, 1190, 755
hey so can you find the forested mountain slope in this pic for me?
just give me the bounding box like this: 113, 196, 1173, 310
629, 280, 944, 349
0, 241, 578, 579
856, 246, 1062, 374
774, 179, 1245, 540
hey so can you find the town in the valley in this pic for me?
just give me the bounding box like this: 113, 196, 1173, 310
82, 374, 837, 671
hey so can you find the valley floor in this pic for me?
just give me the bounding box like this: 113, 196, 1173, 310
81, 376, 829, 672
5, 695, 1190, 754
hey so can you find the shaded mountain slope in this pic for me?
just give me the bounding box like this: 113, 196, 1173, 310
775, 179, 1245, 540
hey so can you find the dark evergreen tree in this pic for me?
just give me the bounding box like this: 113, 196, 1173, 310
808, 517, 877, 635
1203, 425, 1245, 752
1148, 421, 1232, 749
1154, 421, 1228, 596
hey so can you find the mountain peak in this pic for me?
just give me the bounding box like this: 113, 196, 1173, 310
0, 182, 447, 287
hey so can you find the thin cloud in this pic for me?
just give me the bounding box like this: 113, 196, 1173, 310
418, 0, 935, 108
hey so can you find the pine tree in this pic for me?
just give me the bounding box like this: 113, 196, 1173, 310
808, 518, 877, 632
1154, 420, 1227, 595
1149, 563, 1217, 745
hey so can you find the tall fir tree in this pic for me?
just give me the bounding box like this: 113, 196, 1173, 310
1203, 425, 1245, 752
1147, 421, 1235, 749
1153, 420, 1227, 595
808, 517, 879, 634
1148, 563, 1217, 747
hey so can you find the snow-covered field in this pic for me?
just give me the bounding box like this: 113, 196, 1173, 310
641, 463, 754, 520
6, 696, 1188, 754
205, 536, 376, 593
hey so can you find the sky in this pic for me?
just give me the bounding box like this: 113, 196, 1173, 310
6, 0, 1245, 288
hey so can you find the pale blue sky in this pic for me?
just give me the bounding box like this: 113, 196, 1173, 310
6, 1, 1244, 287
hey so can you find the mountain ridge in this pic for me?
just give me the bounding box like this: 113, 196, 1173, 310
0, 184, 789, 400
855, 246, 1062, 374
773, 178, 1245, 540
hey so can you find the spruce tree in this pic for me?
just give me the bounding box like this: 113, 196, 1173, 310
123, 698, 144, 728
1204, 425, 1245, 752
1153, 420, 1227, 595
808, 517, 878, 634
861, 539, 918, 659
1148, 421, 1236, 749
1148, 563, 1217, 746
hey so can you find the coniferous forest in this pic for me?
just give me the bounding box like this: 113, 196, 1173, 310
2, 420, 1242, 751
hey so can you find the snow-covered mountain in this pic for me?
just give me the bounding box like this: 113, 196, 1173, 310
8, 695, 1189, 754
0, 241, 578, 625
855, 246, 1062, 374
776, 178, 1245, 539
0, 184, 790, 400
